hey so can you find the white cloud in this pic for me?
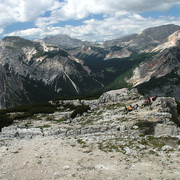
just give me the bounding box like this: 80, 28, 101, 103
0, 0, 56, 28
1, 0, 180, 41
5, 15, 180, 42
0, 0, 180, 30
34, 0, 180, 30
44, 0, 180, 22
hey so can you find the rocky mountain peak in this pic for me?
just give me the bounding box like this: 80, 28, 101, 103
42, 34, 84, 49
139, 24, 180, 43
153, 30, 180, 52
2, 36, 35, 48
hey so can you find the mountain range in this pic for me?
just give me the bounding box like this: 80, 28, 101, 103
0, 24, 180, 109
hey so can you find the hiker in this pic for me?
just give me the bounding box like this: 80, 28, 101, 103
128, 105, 133, 111
133, 104, 139, 110
152, 96, 157, 101
142, 96, 151, 107
145, 96, 151, 105
124, 105, 133, 113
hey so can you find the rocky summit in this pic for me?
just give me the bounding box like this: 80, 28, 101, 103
1, 88, 180, 179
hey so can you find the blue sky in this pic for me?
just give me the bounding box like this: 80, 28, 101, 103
0, 0, 180, 41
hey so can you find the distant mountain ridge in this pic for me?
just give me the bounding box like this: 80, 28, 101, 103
0, 36, 103, 108
41, 34, 94, 49
1, 24, 180, 109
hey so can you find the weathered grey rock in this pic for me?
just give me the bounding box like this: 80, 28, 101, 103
154, 124, 178, 137
43, 127, 67, 137
132, 125, 139, 130
17, 128, 43, 138
53, 172, 64, 179
152, 97, 178, 114
63, 166, 70, 170
117, 125, 126, 132
161, 145, 173, 151
144, 112, 172, 121
1, 88, 179, 143
0, 126, 19, 138
99, 88, 140, 104
0, 126, 43, 139
124, 147, 133, 155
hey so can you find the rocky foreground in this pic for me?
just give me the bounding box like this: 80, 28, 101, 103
0, 88, 180, 180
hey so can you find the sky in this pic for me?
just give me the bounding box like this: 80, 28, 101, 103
0, 0, 180, 42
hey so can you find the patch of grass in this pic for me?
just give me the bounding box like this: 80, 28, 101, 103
55, 118, 66, 123
12, 112, 33, 120
46, 115, 54, 121
81, 119, 93, 126
139, 139, 148, 146
118, 117, 128, 122
1, 103, 57, 118
0, 102, 58, 130
0, 114, 13, 131
98, 141, 125, 152
38, 124, 51, 129
71, 105, 90, 118
171, 100, 180, 127
151, 141, 165, 150
105, 103, 125, 110
77, 139, 85, 144
93, 110, 103, 116
135, 121, 159, 135
77, 139, 88, 148
54, 93, 102, 101
106, 67, 116, 73
63, 103, 76, 110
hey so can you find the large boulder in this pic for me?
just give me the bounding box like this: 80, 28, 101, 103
98, 88, 140, 103
154, 123, 179, 137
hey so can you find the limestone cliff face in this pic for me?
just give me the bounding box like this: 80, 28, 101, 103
127, 46, 180, 86
130, 24, 180, 52
104, 47, 131, 60
152, 30, 180, 52
0, 37, 103, 108
126, 42, 180, 101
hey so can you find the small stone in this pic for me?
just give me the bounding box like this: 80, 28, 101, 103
124, 147, 133, 155
63, 165, 70, 170
161, 145, 173, 151
129, 164, 135, 169
53, 172, 63, 179
132, 125, 138, 130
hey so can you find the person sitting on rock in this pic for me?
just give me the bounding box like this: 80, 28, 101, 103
152, 96, 157, 101
145, 96, 151, 105
124, 105, 133, 113
142, 96, 151, 107
133, 104, 139, 110
128, 105, 133, 111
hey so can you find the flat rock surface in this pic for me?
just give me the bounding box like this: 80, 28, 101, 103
1, 136, 180, 180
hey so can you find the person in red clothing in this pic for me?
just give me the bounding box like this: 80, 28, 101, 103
152, 96, 157, 101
